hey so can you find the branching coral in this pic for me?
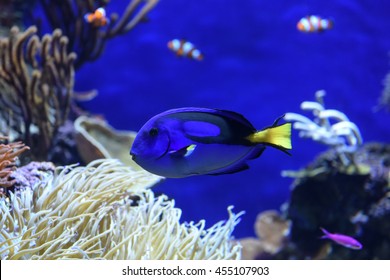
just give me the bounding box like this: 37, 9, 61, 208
0, 26, 76, 160
284, 90, 363, 165
39, 0, 160, 68
0, 159, 243, 260
0, 136, 29, 195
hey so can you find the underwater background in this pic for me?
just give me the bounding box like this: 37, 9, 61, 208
74, 0, 390, 238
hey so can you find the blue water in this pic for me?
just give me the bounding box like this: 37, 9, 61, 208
75, 0, 390, 238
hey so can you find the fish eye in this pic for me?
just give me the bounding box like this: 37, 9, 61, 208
149, 127, 159, 136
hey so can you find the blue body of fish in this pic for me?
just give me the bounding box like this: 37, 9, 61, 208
130, 107, 292, 178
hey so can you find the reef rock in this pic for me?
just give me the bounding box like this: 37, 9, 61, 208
279, 143, 390, 259
47, 120, 83, 165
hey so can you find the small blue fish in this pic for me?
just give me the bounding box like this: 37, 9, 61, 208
130, 107, 292, 178
320, 228, 363, 250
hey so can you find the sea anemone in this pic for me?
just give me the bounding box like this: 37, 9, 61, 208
0, 159, 242, 259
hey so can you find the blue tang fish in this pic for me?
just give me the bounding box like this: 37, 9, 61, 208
130, 107, 292, 178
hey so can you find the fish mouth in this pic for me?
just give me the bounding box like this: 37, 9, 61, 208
129, 136, 171, 162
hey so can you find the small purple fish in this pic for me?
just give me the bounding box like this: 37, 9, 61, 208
320, 228, 363, 250
130, 107, 292, 178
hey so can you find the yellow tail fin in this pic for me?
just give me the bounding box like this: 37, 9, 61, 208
246, 123, 292, 152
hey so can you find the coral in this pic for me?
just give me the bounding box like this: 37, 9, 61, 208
0, 159, 243, 260
0, 136, 29, 196
284, 90, 363, 166
239, 238, 266, 260
39, 0, 160, 68
254, 210, 291, 254
0, 26, 76, 160
243, 143, 390, 260
240, 210, 290, 259
8, 161, 55, 195
277, 143, 390, 259
74, 115, 139, 169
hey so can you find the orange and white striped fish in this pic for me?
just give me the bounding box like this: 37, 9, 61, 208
84, 7, 109, 27
167, 39, 204, 61
297, 15, 333, 33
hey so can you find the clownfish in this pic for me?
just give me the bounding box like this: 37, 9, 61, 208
84, 7, 109, 27
167, 39, 204, 61
297, 15, 333, 33
130, 107, 292, 178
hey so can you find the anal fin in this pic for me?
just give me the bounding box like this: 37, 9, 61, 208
206, 162, 249, 176
247, 146, 266, 160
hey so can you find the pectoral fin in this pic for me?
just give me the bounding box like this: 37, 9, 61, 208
169, 144, 197, 158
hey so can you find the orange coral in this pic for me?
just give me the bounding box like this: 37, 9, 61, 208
0, 136, 29, 194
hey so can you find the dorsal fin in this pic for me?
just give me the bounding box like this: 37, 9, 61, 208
215, 109, 256, 130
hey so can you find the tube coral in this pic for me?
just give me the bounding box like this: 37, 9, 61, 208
39, 0, 160, 68
0, 159, 243, 260
0, 26, 76, 160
